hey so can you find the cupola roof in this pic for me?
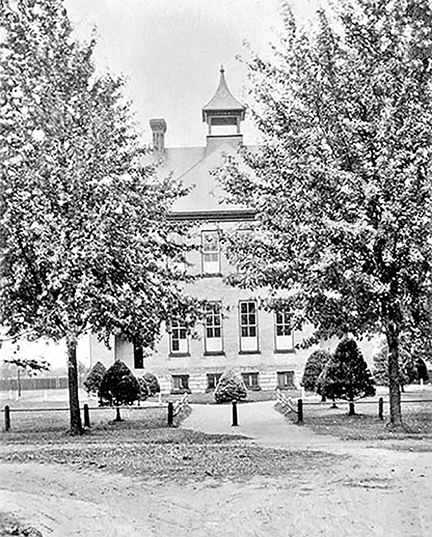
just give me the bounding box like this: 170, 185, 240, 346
202, 66, 246, 122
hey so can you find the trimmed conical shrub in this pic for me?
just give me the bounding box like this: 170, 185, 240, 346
319, 338, 375, 414
214, 368, 247, 404
83, 361, 106, 396
99, 360, 140, 406
138, 372, 161, 400
301, 350, 332, 393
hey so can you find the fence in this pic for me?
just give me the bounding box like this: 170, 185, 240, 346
0, 377, 84, 391
3, 395, 190, 432
276, 389, 432, 424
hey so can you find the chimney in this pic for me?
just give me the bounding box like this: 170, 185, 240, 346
149, 118, 167, 153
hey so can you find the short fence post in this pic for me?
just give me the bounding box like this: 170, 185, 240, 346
167, 401, 174, 427
297, 399, 303, 424
232, 401, 238, 427
378, 397, 384, 420
84, 404, 90, 427
4, 405, 10, 432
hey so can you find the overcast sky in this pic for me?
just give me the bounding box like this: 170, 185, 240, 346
64, 0, 321, 148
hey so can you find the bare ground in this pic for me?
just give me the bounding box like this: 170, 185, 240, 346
1, 399, 431, 536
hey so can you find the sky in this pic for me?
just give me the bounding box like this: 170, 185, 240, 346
64, 0, 322, 148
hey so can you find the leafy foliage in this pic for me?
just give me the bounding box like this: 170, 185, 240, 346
319, 339, 375, 402
4, 357, 50, 376
0, 0, 196, 432
219, 0, 432, 424
138, 372, 161, 400
301, 349, 332, 392
83, 361, 106, 396
99, 360, 140, 406
214, 369, 248, 404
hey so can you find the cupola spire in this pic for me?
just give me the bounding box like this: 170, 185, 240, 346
202, 67, 246, 138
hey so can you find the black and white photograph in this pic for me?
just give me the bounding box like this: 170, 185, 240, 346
1, 0, 431, 535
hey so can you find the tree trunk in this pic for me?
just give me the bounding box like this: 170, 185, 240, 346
386, 323, 403, 427
349, 401, 355, 416
67, 336, 83, 435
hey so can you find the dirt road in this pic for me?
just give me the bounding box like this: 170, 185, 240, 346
1, 401, 431, 536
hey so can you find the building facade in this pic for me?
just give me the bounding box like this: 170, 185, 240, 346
90, 68, 344, 393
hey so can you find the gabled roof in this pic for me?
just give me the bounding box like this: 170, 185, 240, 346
202, 67, 246, 120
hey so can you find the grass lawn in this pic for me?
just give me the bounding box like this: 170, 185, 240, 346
1, 404, 341, 483
278, 387, 432, 450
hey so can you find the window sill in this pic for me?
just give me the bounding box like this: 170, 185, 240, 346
200, 273, 223, 278
204, 351, 225, 356
239, 350, 260, 355
246, 386, 261, 391
169, 353, 190, 358
274, 349, 295, 354
278, 386, 297, 391
170, 388, 191, 395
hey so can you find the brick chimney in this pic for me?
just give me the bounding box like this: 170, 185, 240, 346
149, 118, 167, 153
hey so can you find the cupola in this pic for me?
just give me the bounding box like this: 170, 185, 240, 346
202, 67, 246, 150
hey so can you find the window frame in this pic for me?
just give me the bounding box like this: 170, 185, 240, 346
201, 230, 221, 275
242, 372, 261, 391
204, 301, 224, 355
277, 371, 295, 390
274, 310, 294, 352
169, 318, 189, 356
206, 373, 222, 391
239, 300, 259, 353
171, 374, 190, 394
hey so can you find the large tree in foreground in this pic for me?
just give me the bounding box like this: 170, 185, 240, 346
0, 0, 193, 434
220, 0, 432, 426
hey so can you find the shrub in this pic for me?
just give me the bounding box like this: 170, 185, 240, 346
319, 338, 375, 414
301, 350, 332, 392
99, 360, 140, 407
138, 372, 161, 400
214, 368, 247, 404
83, 361, 106, 396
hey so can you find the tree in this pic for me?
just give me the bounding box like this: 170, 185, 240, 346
301, 349, 332, 395
319, 339, 375, 414
373, 337, 418, 390
220, 0, 432, 426
83, 361, 106, 396
214, 368, 248, 404
0, 1, 194, 434
99, 361, 140, 419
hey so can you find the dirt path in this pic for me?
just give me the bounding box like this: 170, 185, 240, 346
1, 402, 431, 536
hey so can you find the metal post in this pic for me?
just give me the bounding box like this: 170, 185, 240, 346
297, 398, 303, 424
5, 405, 10, 432
232, 401, 238, 427
84, 404, 90, 427
167, 401, 174, 426
378, 397, 384, 420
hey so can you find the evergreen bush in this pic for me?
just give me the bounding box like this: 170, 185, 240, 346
319, 338, 375, 414
214, 368, 247, 404
99, 360, 140, 407
138, 372, 161, 400
83, 361, 106, 396
301, 350, 332, 393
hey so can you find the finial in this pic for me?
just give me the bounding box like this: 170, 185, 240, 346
220, 64, 225, 74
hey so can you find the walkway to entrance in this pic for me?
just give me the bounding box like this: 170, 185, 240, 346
181, 400, 341, 450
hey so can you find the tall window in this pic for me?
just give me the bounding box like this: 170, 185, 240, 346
205, 301, 223, 354
275, 311, 294, 351
169, 319, 188, 355
277, 371, 295, 390
201, 230, 220, 274
239, 300, 259, 352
